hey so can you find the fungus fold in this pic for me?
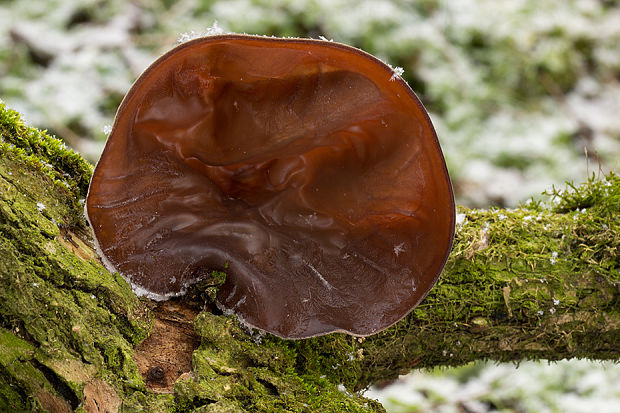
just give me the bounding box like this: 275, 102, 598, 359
86, 35, 455, 339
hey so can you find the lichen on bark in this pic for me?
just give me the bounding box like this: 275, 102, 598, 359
0, 102, 618, 412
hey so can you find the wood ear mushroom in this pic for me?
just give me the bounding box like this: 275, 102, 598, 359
86, 35, 455, 339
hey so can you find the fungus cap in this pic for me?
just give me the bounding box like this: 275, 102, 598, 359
86, 35, 455, 339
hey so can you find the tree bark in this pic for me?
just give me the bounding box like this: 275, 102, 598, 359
1, 103, 618, 412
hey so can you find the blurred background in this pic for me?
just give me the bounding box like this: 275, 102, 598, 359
1, 0, 618, 411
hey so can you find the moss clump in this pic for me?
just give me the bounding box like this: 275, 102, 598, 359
0, 102, 92, 199
0, 328, 51, 411
180, 312, 385, 412
356, 173, 619, 387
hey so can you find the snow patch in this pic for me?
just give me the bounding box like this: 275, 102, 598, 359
393, 242, 406, 257
550, 251, 558, 265
177, 22, 226, 43
389, 66, 404, 81
455, 213, 467, 231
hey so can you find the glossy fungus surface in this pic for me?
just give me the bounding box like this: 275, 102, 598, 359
86, 35, 455, 339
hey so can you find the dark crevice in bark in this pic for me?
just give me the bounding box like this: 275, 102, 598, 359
30, 359, 80, 410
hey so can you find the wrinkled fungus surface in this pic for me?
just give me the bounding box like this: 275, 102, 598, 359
86, 35, 455, 339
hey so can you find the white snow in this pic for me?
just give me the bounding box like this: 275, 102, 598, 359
550, 251, 558, 265
389, 66, 404, 81
368, 359, 620, 413
393, 242, 405, 257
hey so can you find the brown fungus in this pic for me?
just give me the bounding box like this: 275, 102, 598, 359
86, 35, 455, 339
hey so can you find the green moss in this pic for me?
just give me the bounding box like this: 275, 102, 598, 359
0, 328, 48, 411
120, 391, 175, 413
0, 102, 92, 200
184, 312, 385, 412
0, 104, 152, 411
355, 173, 619, 387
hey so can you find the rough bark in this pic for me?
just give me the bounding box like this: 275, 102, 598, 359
0, 102, 618, 412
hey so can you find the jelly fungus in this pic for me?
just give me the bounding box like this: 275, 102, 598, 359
86, 35, 455, 339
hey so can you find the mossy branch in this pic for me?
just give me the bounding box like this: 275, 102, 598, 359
1, 102, 618, 412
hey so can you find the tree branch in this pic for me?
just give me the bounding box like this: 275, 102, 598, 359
1, 103, 617, 412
